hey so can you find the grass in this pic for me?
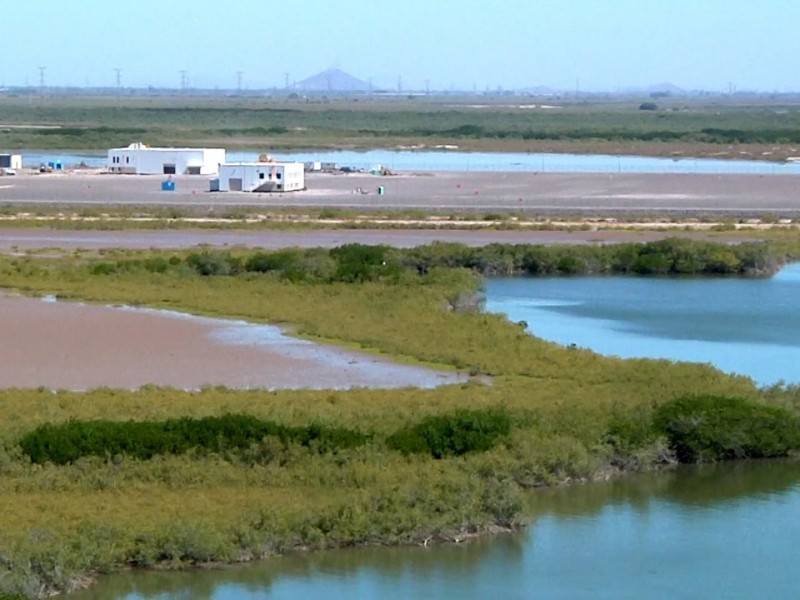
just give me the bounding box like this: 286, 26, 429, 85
3, 94, 800, 159
0, 243, 799, 597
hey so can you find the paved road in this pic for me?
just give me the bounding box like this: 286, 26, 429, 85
1, 170, 799, 217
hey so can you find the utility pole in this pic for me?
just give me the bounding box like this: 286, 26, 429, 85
397, 75, 402, 94
284, 72, 290, 90
425, 78, 430, 96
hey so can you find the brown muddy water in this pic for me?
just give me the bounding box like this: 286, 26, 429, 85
0, 293, 464, 390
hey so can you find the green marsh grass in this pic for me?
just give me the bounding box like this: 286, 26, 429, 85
1, 242, 799, 597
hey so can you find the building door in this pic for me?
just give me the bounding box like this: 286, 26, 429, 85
229, 178, 243, 192
163, 164, 177, 175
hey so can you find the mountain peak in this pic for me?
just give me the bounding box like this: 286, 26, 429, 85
295, 68, 372, 92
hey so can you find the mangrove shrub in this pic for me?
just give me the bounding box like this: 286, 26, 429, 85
387, 408, 511, 459
19, 414, 368, 465
654, 395, 800, 463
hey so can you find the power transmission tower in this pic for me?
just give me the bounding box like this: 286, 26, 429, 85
179, 70, 188, 93
38, 66, 46, 91
284, 72, 290, 90
236, 71, 243, 93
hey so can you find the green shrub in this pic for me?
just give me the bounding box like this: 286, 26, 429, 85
19, 414, 368, 465
654, 395, 800, 463
91, 262, 117, 275
387, 409, 511, 459
185, 251, 240, 276
329, 244, 403, 283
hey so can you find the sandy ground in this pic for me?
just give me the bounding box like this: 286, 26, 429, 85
0, 293, 464, 391
1, 169, 800, 217
0, 227, 735, 252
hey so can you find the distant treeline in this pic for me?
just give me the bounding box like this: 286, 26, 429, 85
91, 239, 784, 282
401, 125, 800, 144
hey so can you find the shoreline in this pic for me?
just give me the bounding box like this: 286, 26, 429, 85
0, 292, 464, 392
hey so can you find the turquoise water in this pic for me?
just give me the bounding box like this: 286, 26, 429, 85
485, 263, 800, 386
71, 461, 800, 599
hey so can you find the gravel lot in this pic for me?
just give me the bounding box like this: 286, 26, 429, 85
1, 169, 799, 217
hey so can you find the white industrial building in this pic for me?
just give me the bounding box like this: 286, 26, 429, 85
218, 162, 305, 192
107, 143, 225, 175
0, 154, 22, 170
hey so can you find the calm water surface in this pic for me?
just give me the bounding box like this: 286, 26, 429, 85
23, 149, 800, 174
71, 460, 800, 600
485, 262, 800, 386
68, 267, 800, 598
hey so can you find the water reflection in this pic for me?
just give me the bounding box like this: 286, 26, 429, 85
72, 460, 800, 599
527, 460, 800, 518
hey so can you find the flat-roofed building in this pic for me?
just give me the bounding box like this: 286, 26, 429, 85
107, 142, 225, 175
218, 162, 304, 192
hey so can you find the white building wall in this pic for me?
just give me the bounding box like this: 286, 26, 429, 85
219, 162, 305, 192
107, 144, 225, 175
0, 154, 22, 170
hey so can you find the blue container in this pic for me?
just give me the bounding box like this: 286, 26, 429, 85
161, 180, 176, 192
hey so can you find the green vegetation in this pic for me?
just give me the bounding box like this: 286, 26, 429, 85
76, 238, 795, 285
19, 414, 369, 465
654, 395, 800, 462
3, 95, 800, 157
0, 241, 799, 597
387, 409, 511, 458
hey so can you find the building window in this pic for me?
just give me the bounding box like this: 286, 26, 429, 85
259, 172, 265, 179
276, 172, 282, 180
126, 156, 130, 164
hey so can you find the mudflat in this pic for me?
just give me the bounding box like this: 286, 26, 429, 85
0, 293, 463, 391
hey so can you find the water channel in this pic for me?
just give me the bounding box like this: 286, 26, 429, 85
485, 262, 800, 387
70, 265, 800, 598
71, 460, 800, 600
22, 149, 800, 175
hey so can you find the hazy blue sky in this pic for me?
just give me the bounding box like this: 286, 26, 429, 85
1, 0, 798, 92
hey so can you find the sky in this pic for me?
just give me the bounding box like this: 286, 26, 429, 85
1, 0, 798, 93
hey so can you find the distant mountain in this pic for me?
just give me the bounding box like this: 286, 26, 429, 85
646, 82, 685, 95
294, 68, 372, 92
